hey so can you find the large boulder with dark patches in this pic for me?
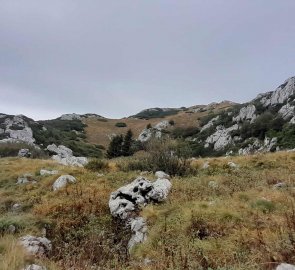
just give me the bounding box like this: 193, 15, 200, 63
109, 172, 172, 250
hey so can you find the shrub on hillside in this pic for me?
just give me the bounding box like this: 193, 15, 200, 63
115, 122, 127, 128
0, 142, 46, 158
85, 159, 109, 172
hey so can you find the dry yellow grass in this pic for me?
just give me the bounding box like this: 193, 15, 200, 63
83, 101, 234, 147
1, 151, 295, 269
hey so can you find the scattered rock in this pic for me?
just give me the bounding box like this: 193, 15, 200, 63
155, 171, 170, 179
97, 173, 104, 177
12, 203, 22, 212
228, 161, 239, 169
7, 224, 16, 234
47, 144, 88, 167
276, 263, 295, 270
109, 172, 172, 250
22, 264, 47, 270
17, 173, 34, 184
40, 169, 59, 176
18, 148, 31, 158
52, 175, 76, 191
202, 161, 210, 169
19, 235, 52, 256
273, 182, 287, 189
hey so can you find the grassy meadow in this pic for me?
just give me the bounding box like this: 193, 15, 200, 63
1, 152, 295, 269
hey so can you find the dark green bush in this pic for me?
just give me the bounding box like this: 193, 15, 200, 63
115, 122, 127, 128
85, 159, 109, 171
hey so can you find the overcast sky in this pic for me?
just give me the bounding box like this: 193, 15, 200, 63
0, 0, 295, 120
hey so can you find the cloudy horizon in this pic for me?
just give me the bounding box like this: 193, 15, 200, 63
1, 0, 295, 120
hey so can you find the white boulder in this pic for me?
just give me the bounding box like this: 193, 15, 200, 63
52, 175, 76, 191
276, 263, 295, 270
19, 235, 52, 256
18, 148, 31, 158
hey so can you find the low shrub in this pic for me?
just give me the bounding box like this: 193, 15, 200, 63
85, 159, 109, 171
115, 122, 127, 128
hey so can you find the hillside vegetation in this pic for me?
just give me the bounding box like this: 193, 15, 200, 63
1, 151, 295, 269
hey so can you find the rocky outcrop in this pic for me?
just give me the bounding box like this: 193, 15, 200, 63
109, 171, 172, 250
205, 124, 239, 151
279, 103, 295, 119
260, 77, 295, 106
19, 235, 52, 256
52, 175, 76, 191
60, 113, 82, 120
238, 137, 278, 155
0, 115, 35, 144
233, 104, 256, 123
200, 116, 219, 132
138, 120, 171, 142
47, 144, 88, 167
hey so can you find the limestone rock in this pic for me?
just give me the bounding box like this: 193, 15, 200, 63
260, 77, 295, 106
52, 175, 76, 191
228, 161, 239, 169
40, 169, 59, 176
205, 124, 239, 151
23, 265, 47, 270
155, 171, 170, 179
233, 104, 256, 123
128, 217, 148, 249
18, 148, 31, 158
19, 235, 52, 256
200, 116, 219, 132
109, 172, 172, 250
276, 263, 295, 270
47, 144, 88, 167
279, 103, 295, 119
17, 173, 34, 184
138, 128, 153, 142
60, 113, 81, 120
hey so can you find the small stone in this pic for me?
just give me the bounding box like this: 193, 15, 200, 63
40, 169, 59, 176
273, 182, 287, 189
19, 235, 52, 256
22, 264, 47, 270
155, 171, 170, 179
7, 224, 16, 234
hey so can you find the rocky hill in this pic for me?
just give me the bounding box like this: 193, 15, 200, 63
1, 76, 295, 158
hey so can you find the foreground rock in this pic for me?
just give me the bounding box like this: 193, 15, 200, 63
109, 171, 172, 250
52, 175, 76, 191
47, 144, 88, 167
17, 174, 35, 184
276, 263, 295, 270
19, 235, 52, 256
18, 148, 31, 158
22, 264, 46, 270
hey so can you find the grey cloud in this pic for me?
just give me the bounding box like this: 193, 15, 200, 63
0, 0, 295, 119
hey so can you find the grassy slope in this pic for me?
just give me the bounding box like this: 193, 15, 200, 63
1, 152, 295, 269
84, 102, 234, 147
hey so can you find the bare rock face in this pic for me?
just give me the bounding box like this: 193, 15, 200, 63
109, 171, 172, 250
233, 104, 256, 123
19, 235, 52, 256
279, 103, 295, 119
205, 124, 239, 151
200, 116, 219, 132
0, 115, 35, 145
260, 77, 295, 106
138, 121, 171, 142
60, 113, 81, 120
52, 175, 76, 191
47, 144, 88, 167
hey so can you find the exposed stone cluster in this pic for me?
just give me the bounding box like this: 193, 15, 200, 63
109, 171, 172, 250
